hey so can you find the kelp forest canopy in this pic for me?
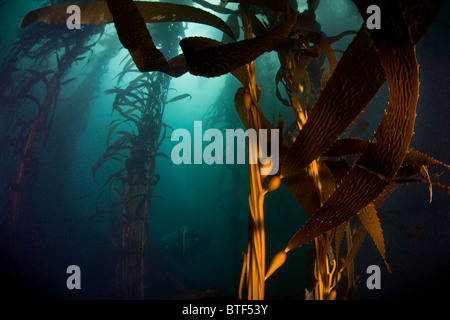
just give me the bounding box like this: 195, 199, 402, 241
1, 0, 450, 300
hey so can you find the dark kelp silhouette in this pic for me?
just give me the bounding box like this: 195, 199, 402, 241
20, 0, 297, 78
269, 0, 447, 264
202, 75, 248, 281
17, 0, 450, 300
89, 18, 186, 299
0, 22, 105, 239
93, 67, 172, 299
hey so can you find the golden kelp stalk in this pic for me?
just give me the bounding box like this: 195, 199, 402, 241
237, 6, 272, 300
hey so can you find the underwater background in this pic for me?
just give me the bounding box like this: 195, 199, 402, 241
0, 0, 450, 300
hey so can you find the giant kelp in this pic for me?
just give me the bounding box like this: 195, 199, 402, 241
0, 21, 105, 243
20, 0, 298, 78
93, 68, 172, 299
90, 20, 185, 298
17, 0, 450, 300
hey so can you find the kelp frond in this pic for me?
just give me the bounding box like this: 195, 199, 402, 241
20, 1, 236, 41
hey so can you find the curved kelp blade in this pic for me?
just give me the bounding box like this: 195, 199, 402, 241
225, 0, 289, 12
179, 12, 297, 77
298, 27, 338, 75
192, 0, 236, 15
280, 0, 443, 178
20, 1, 236, 41
284, 0, 421, 252
104, 0, 174, 75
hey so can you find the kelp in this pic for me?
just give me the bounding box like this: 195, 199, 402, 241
20, 1, 235, 41
284, 0, 420, 253
93, 67, 171, 299
180, 12, 297, 77
192, 0, 236, 15
237, 7, 266, 299
166, 93, 192, 103
12, 0, 450, 300
264, 1, 450, 293
2, 24, 105, 237
20, 1, 234, 76
225, 0, 289, 12
20, 1, 301, 79
255, 0, 449, 299
280, 0, 443, 178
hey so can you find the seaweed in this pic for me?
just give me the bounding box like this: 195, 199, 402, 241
93, 59, 172, 299
0, 23, 105, 242
11, 0, 450, 300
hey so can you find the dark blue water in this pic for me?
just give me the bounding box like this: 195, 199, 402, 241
1, 0, 450, 300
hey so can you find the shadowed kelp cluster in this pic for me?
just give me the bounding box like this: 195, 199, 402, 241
3, 0, 450, 300
92, 69, 171, 299
0, 18, 106, 249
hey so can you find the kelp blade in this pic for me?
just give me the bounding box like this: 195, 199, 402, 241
180, 12, 297, 77
19, 1, 236, 41
105, 0, 166, 73
225, 0, 289, 12
280, 0, 443, 178
285, 0, 421, 252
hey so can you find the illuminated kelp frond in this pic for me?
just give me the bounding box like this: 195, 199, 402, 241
324, 138, 450, 221
280, 0, 443, 178
325, 139, 450, 173
285, 0, 419, 251
265, 0, 447, 282
20, 1, 236, 41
